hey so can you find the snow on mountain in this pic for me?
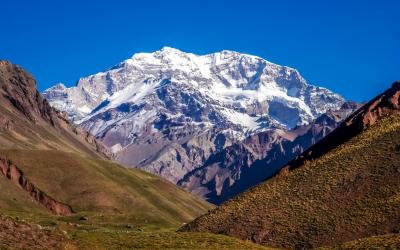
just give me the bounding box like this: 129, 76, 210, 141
43, 47, 345, 184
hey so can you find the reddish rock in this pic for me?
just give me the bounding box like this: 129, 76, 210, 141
0, 158, 73, 216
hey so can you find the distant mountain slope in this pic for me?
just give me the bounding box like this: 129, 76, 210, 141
179, 102, 358, 204
0, 61, 212, 226
43, 47, 344, 200
181, 82, 400, 249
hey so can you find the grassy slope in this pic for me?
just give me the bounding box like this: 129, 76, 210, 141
183, 113, 400, 248
0, 173, 45, 214
0, 149, 212, 227
0, 149, 273, 249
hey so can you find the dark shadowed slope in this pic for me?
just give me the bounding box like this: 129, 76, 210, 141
179, 102, 358, 204
181, 82, 400, 249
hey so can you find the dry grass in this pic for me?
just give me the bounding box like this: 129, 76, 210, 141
72, 230, 273, 250
0, 214, 273, 250
0, 149, 213, 228
183, 114, 400, 249
319, 233, 400, 250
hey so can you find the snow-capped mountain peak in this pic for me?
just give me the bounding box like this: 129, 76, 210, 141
44, 47, 344, 128
43, 47, 344, 182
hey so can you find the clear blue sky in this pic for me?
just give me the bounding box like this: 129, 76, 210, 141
1, 0, 399, 102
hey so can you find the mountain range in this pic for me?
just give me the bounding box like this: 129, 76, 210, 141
43, 47, 348, 203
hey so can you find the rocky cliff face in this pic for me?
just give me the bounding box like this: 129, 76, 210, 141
0, 61, 110, 158
0, 61, 58, 125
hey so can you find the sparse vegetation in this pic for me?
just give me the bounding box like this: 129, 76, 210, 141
0, 214, 69, 250
183, 114, 400, 249
72, 230, 272, 249
0, 214, 272, 249
319, 234, 400, 250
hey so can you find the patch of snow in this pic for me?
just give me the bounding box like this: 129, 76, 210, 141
219, 108, 260, 131
110, 143, 123, 153
77, 105, 92, 114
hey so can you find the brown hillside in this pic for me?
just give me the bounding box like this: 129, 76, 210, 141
0, 60, 109, 158
181, 82, 400, 249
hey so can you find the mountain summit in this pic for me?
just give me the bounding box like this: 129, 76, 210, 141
43, 47, 344, 187
44, 47, 343, 128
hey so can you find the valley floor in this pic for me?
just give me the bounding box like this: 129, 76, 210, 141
1, 210, 399, 249
0, 212, 270, 249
